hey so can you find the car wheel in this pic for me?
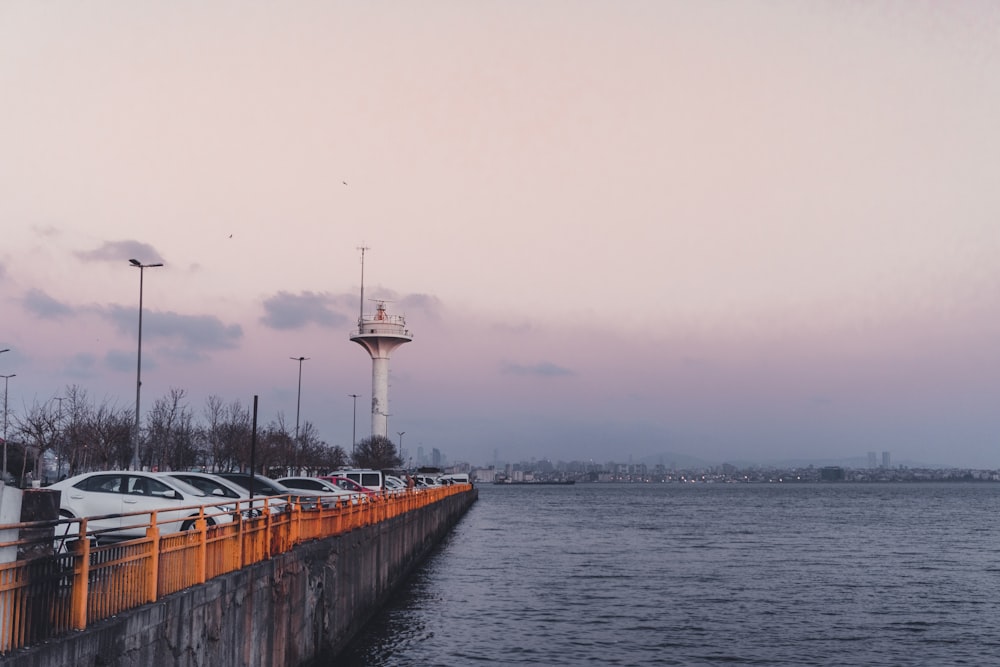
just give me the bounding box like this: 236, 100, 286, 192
181, 517, 216, 531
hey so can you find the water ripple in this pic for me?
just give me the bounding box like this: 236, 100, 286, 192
335, 483, 1000, 666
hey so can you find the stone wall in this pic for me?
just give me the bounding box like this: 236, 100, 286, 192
4, 488, 477, 667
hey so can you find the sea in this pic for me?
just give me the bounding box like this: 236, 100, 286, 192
336, 482, 1000, 666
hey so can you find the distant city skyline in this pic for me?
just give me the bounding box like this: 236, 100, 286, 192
3, 3, 1000, 468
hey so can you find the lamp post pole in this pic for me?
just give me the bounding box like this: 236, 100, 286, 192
54, 396, 64, 481
397, 431, 405, 460
2, 374, 15, 481
290, 357, 309, 445
129, 259, 163, 471
348, 394, 359, 457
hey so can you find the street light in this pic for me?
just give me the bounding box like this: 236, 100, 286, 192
129, 258, 163, 470
397, 431, 405, 458
348, 394, 359, 457
2, 374, 15, 482
290, 356, 309, 445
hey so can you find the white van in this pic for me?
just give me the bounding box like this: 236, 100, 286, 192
438, 473, 470, 485
334, 469, 384, 493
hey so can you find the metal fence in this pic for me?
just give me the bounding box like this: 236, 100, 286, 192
0, 484, 469, 654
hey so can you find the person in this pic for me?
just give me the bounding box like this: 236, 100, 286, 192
405, 473, 415, 490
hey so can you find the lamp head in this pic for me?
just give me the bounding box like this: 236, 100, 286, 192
129, 259, 141, 266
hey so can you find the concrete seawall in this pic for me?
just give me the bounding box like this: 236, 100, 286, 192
4, 488, 478, 667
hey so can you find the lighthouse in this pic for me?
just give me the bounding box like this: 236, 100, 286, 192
350, 248, 412, 438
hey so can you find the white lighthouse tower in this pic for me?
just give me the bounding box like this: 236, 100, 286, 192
350, 248, 412, 438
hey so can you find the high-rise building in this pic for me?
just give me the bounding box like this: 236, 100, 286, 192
868, 452, 878, 469
881, 451, 891, 469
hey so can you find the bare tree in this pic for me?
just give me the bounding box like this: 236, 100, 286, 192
14, 397, 60, 483
202, 395, 225, 470
145, 388, 198, 471
7, 382, 353, 478
293, 422, 348, 474
259, 416, 293, 477
352, 435, 402, 470
58, 385, 94, 475
219, 400, 252, 471
85, 403, 133, 470
316, 442, 349, 474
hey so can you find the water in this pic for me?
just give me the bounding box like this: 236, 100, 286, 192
337, 483, 1000, 665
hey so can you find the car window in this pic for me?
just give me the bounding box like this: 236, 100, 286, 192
76, 474, 124, 493
174, 475, 238, 498
250, 480, 279, 494
286, 479, 321, 490
126, 477, 150, 495
127, 476, 177, 498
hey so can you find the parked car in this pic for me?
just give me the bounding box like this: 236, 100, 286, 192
438, 473, 470, 485
276, 477, 358, 505
413, 474, 441, 488
158, 471, 285, 516
216, 473, 321, 510
383, 475, 408, 494
319, 475, 379, 498
331, 469, 385, 493
49, 471, 236, 541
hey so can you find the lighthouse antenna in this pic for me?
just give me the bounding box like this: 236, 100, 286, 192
357, 244, 369, 325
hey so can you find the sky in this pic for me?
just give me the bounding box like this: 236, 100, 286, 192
2, 1, 1000, 469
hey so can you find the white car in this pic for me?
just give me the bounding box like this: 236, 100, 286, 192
49, 471, 235, 540
383, 475, 407, 494
158, 471, 285, 517
276, 476, 360, 505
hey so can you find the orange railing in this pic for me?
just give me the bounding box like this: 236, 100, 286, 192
0, 484, 470, 654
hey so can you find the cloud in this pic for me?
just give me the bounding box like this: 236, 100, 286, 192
501, 361, 575, 377
398, 293, 444, 320
23, 288, 75, 319
260, 291, 350, 330
102, 305, 243, 351
65, 352, 101, 379
105, 349, 135, 374
76, 241, 165, 264
31, 224, 60, 238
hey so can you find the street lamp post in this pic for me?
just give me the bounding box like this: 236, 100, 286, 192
54, 396, 64, 481
348, 394, 359, 457
2, 374, 15, 482
397, 431, 405, 459
290, 357, 309, 445
129, 259, 163, 471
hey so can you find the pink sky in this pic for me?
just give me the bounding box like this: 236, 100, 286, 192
2, 2, 1000, 468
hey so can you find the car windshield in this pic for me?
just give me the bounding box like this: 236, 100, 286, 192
237, 477, 288, 495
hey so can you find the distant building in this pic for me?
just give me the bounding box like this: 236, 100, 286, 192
868, 452, 877, 469
882, 451, 891, 469
820, 466, 845, 482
